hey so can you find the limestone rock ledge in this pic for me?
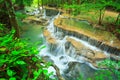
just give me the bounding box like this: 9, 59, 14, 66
66, 37, 107, 67
43, 30, 56, 44
43, 29, 57, 52
22, 16, 49, 26
54, 17, 120, 55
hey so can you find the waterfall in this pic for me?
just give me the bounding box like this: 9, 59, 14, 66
42, 9, 46, 19
38, 10, 119, 80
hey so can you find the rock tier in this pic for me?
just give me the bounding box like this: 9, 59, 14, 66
54, 17, 120, 55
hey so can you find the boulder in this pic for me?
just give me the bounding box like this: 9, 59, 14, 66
66, 37, 107, 66
43, 30, 56, 44
43, 30, 57, 53
64, 61, 97, 80
42, 56, 54, 63
110, 54, 120, 62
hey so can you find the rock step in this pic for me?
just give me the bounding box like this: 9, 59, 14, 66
54, 25, 120, 55
66, 37, 107, 62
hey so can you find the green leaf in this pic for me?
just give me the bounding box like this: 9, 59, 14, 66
33, 71, 38, 76
11, 30, 15, 34
33, 69, 43, 80
0, 0, 4, 3
32, 57, 38, 62
0, 47, 6, 52
7, 69, 16, 77
43, 69, 48, 74
11, 50, 19, 55
38, 69, 42, 74
40, 45, 46, 50
9, 77, 16, 80
16, 60, 26, 65
0, 78, 6, 80
0, 54, 7, 67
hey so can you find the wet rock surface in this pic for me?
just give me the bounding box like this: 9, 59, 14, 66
43, 29, 58, 53
22, 16, 49, 26
54, 17, 120, 55
66, 37, 107, 67
64, 61, 97, 80
32, 9, 120, 80
46, 9, 59, 16
43, 30, 56, 44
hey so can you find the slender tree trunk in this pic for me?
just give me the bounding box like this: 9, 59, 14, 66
68, 0, 72, 14
77, 0, 80, 4
0, 2, 11, 29
68, 0, 71, 5
98, 9, 102, 25
38, 0, 40, 10
115, 13, 120, 24
15, 0, 24, 10
5, 0, 20, 38
101, 9, 105, 24
41, 0, 43, 9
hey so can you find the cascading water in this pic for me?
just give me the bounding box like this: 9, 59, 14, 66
23, 8, 119, 80
38, 10, 105, 80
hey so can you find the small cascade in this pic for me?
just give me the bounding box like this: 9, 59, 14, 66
39, 9, 120, 80
54, 25, 120, 55
39, 11, 99, 80
47, 37, 67, 56
54, 40, 66, 56
22, 8, 120, 80
42, 9, 46, 18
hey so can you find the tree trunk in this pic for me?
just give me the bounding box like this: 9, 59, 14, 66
101, 9, 105, 24
41, 0, 43, 9
98, 9, 102, 25
38, 0, 41, 11
5, 0, 20, 38
68, 0, 71, 5
0, 2, 11, 29
68, 0, 72, 14
77, 0, 80, 4
115, 13, 120, 25
15, 0, 24, 10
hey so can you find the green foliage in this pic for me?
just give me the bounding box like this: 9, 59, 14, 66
76, 59, 120, 80
0, 23, 4, 31
15, 11, 27, 26
105, 16, 115, 23
0, 29, 53, 80
94, 59, 120, 80
15, 12, 27, 20
0, 0, 4, 4
14, 0, 33, 6
64, 3, 85, 15
116, 29, 120, 34
32, 0, 40, 7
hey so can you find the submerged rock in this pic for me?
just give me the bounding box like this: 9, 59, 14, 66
64, 61, 97, 80
42, 56, 54, 63
22, 16, 49, 26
